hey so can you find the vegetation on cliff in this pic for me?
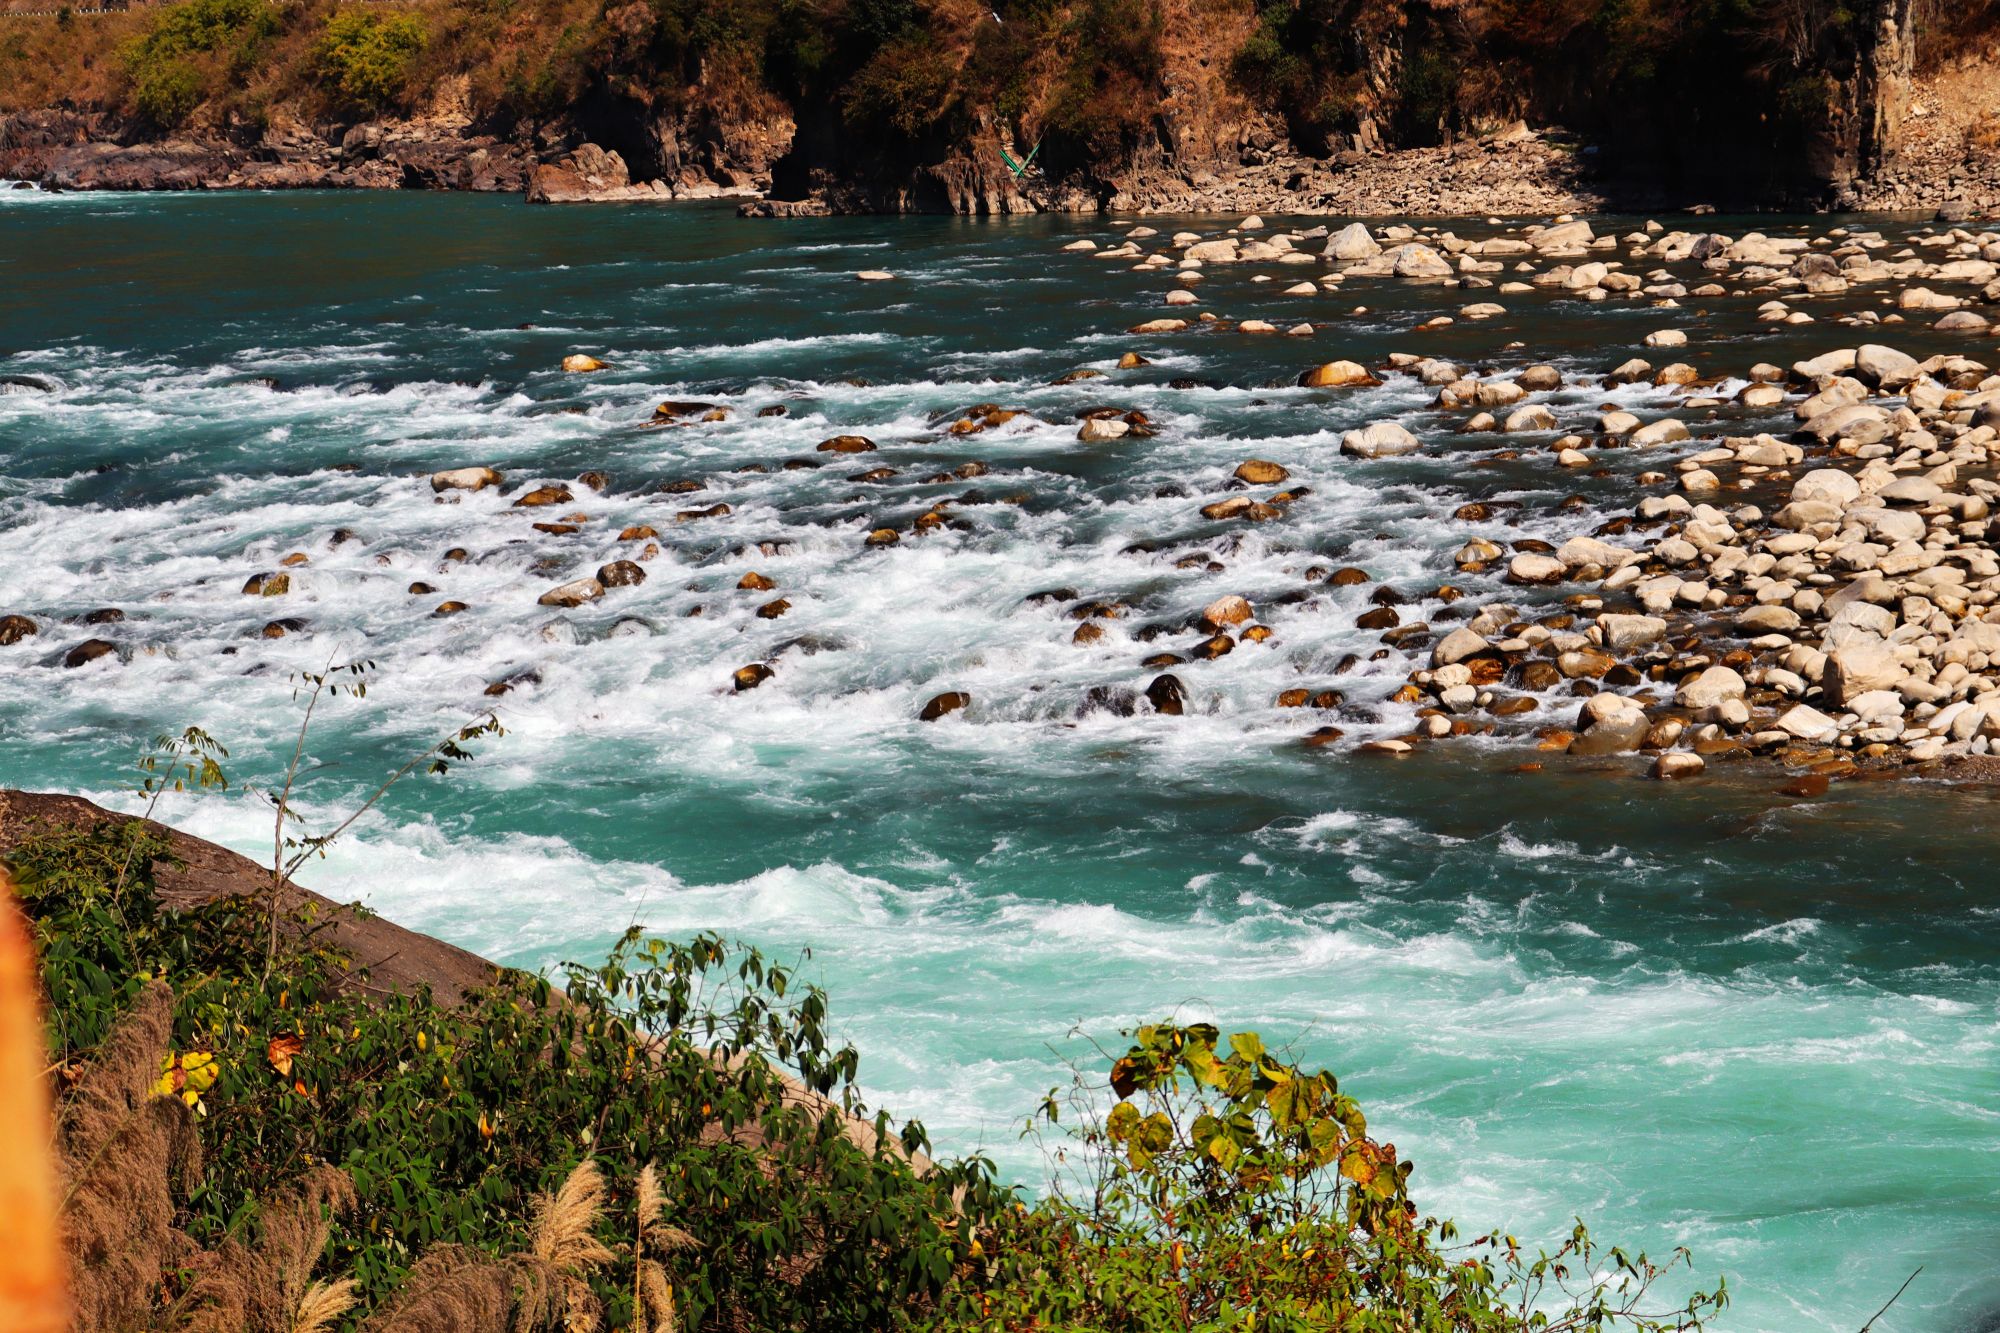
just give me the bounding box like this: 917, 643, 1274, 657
3, 0, 1994, 198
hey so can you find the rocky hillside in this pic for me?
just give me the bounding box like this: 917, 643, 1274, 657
1, 0, 1997, 211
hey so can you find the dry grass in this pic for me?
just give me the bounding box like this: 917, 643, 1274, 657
356, 1158, 618, 1333
528, 1158, 614, 1333
56, 980, 202, 1333
176, 1165, 358, 1332
357, 1245, 537, 1333
293, 1277, 361, 1333
632, 1162, 696, 1333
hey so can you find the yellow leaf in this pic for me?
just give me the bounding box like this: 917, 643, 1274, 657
182, 1051, 218, 1092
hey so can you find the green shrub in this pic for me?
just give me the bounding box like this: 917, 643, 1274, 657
310, 10, 429, 113
122, 0, 279, 126
924, 1021, 1728, 1332
12, 819, 996, 1326
843, 36, 958, 138
131, 57, 206, 129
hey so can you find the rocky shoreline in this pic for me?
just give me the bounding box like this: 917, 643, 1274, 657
8, 103, 1999, 220
1049, 213, 2000, 785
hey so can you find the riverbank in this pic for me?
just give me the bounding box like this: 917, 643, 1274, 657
10, 109, 2000, 220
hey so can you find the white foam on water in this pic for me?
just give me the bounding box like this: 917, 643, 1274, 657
10, 208, 2000, 1333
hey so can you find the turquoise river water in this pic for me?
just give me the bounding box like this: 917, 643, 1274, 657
2, 190, 1998, 1331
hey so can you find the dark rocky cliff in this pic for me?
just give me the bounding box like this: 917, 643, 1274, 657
1, 0, 1995, 213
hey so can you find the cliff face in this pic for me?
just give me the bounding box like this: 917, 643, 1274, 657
0, 0, 1995, 212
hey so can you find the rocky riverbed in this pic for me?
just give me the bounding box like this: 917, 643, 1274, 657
1010, 213, 2000, 784
13, 209, 2000, 790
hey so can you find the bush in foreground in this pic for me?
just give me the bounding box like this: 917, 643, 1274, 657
10, 815, 1723, 1330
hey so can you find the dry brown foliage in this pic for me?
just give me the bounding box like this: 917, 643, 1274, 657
355, 1246, 544, 1333
355, 1159, 615, 1333
56, 981, 201, 1333
174, 1165, 357, 1333
528, 1159, 613, 1333
632, 1162, 695, 1333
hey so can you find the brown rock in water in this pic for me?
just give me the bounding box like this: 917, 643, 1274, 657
865, 528, 900, 547
597, 560, 647, 588
1781, 773, 1831, 798
1302, 726, 1346, 748
1202, 595, 1254, 629
1328, 567, 1371, 587
1276, 689, 1310, 708
1298, 360, 1379, 388
756, 598, 791, 619
513, 484, 574, 508
1146, 674, 1188, 715
1234, 459, 1289, 484
653, 401, 717, 421
562, 354, 606, 372
577, 470, 611, 492
733, 663, 773, 691
261, 618, 307, 639
1117, 352, 1151, 369
739, 572, 778, 591
538, 578, 604, 608
431, 466, 503, 493
1516, 661, 1563, 690
818, 435, 878, 454
433, 601, 470, 617
280, 552, 310, 568
408, 582, 437, 595
1192, 633, 1235, 660
919, 691, 971, 721
63, 639, 116, 669
0, 616, 37, 646
620, 525, 659, 541
1072, 622, 1106, 646
243, 572, 289, 597
676, 504, 732, 523
1200, 497, 1281, 522
1356, 606, 1399, 630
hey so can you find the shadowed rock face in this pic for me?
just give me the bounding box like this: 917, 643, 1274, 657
1, 0, 1986, 214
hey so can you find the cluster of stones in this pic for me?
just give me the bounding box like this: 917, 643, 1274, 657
1060, 212, 2000, 348
1035, 211, 2000, 781
21, 210, 2000, 783
1382, 339, 2000, 781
